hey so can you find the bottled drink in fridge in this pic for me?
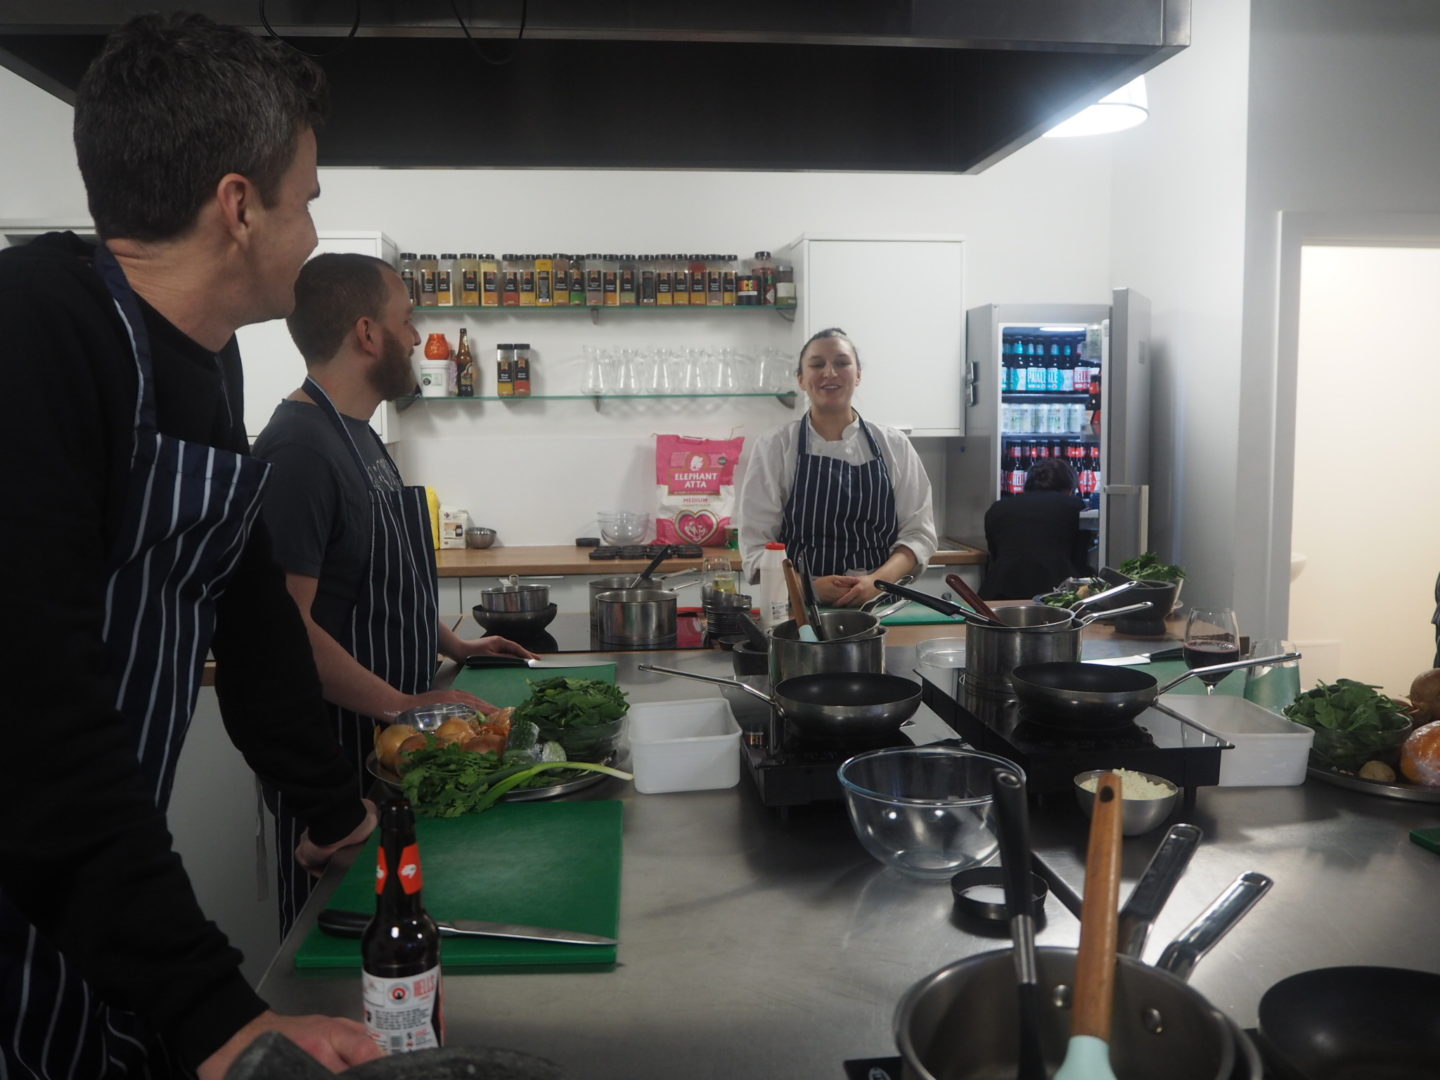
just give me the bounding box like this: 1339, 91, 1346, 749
362, 798, 444, 1053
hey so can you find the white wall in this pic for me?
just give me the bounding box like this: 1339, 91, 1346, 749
1109, 0, 1252, 611
1290, 244, 1440, 696
1236, 0, 1440, 636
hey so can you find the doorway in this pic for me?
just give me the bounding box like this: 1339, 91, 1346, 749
1288, 243, 1440, 695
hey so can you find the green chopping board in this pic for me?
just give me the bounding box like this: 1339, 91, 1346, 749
294, 800, 623, 971
451, 661, 617, 707
874, 602, 966, 626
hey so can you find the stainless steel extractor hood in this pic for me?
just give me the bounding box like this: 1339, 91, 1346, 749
0, 1, 1189, 172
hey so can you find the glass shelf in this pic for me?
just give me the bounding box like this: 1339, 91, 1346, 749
396, 391, 798, 412
1000, 390, 1092, 402
415, 304, 790, 313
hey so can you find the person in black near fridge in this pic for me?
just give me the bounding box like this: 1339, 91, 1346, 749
979, 458, 1093, 600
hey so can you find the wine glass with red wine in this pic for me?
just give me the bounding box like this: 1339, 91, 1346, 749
1184, 607, 1241, 693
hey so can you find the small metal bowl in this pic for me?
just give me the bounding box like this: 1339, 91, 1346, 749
1074, 769, 1179, 836
466, 526, 496, 549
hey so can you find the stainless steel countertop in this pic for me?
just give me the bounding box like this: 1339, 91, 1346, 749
258, 644, 1440, 1078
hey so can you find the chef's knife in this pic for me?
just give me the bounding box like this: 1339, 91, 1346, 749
462, 655, 612, 669
317, 907, 617, 946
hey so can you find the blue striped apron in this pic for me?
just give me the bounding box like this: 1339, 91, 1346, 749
271, 377, 438, 935
778, 413, 899, 579
0, 246, 270, 1077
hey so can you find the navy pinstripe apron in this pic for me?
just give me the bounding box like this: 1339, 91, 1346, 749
271, 377, 438, 935
0, 246, 270, 1077
778, 413, 899, 579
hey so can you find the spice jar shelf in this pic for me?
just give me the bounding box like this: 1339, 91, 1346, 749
397, 391, 798, 413
413, 305, 795, 324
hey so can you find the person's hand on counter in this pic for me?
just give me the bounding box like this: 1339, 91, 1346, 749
383, 687, 500, 720
452, 635, 541, 662
814, 573, 882, 607
197, 1009, 382, 1079
294, 797, 378, 879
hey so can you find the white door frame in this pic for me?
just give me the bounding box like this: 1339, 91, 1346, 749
1269, 211, 1440, 636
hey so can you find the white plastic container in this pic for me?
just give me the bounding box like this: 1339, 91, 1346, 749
628, 697, 741, 794
1159, 694, 1314, 786
419, 359, 451, 397
756, 541, 789, 629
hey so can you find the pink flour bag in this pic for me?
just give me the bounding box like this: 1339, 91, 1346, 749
654, 434, 745, 547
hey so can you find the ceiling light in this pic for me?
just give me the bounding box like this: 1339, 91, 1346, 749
1044, 76, 1148, 137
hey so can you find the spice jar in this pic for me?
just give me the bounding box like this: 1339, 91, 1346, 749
496, 343, 515, 397
655, 253, 673, 306
721, 254, 738, 306
519, 253, 536, 306
436, 252, 457, 307
398, 252, 420, 306
417, 253, 439, 307
534, 253, 554, 306
584, 253, 604, 307
688, 254, 708, 305
553, 253, 570, 306
753, 251, 776, 306
638, 255, 657, 306
706, 254, 724, 306
480, 253, 500, 306
513, 343, 532, 396
569, 254, 588, 306
774, 263, 796, 308
501, 253, 521, 306
457, 253, 481, 306
671, 255, 690, 306
602, 254, 620, 307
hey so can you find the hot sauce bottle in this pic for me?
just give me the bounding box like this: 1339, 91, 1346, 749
362, 798, 443, 1054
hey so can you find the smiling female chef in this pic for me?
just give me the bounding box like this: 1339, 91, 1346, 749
737, 328, 937, 607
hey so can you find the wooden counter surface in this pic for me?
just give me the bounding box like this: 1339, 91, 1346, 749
436, 543, 985, 577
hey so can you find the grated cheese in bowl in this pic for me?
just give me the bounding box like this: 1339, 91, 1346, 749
1078, 768, 1176, 801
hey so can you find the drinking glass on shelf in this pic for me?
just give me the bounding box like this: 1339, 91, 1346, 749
581, 345, 612, 396
665, 349, 695, 395
696, 348, 722, 393
702, 555, 738, 594
1184, 607, 1242, 694
1243, 639, 1301, 713
614, 348, 640, 395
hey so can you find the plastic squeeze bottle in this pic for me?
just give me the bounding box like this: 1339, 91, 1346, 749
756, 542, 790, 630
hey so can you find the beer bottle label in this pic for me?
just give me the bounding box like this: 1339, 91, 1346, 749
363, 965, 444, 1053
375, 844, 425, 894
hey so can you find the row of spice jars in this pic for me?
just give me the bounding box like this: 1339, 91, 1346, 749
398, 252, 796, 309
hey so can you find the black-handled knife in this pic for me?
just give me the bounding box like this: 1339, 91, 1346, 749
317, 907, 617, 946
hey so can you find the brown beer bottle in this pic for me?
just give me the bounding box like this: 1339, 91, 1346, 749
362, 798, 444, 1053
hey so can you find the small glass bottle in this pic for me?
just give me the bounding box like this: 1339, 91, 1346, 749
513, 342, 532, 396
706, 253, 724, 306
457, 253, 481, 306
455, 327, 475, 397
552, 253, 570, 306
774, 262, 796, 308
688, 254, 708, 306
417, 253, 439, 307
479, 253, 500, 307
618, 254, 637, 306
584, 253, 604, 307
519, 253, 537, 306
496, 343, 515, 397
569, 254, 587, 306
501, 254, 521, 307
602, 254, 620, 307
398, 252, 420, 306
753, 250, 776, 306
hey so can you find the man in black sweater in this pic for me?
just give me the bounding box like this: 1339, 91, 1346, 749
0, 13, 381, 1078
979, 458, 1094, 600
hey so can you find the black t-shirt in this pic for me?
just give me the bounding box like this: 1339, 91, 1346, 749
253, 399, 400, 640
979, 490, 1092, 600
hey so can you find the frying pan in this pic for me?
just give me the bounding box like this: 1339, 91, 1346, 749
637, 663, 921, 740
1009, 653, 1302, 729
1256, 966, 1440, 1080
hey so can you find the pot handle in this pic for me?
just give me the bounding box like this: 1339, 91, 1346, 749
1154, 872, 1274, 982
874, 579, 971, 620
1071, 579, 1137, 610
1157, 652, 1303, 695
1116, 823, 1204, 959
636, 663, 777, 707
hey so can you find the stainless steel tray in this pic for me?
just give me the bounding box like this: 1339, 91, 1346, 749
366, 752, 613, 802
1306, 765, 1440, 804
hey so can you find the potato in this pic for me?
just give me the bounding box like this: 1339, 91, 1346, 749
375, 723, 419, 771
1358, 760, 1396, 783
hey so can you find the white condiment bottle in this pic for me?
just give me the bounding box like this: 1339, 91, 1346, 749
756, 541, 790, 629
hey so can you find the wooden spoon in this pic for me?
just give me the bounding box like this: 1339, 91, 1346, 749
946, 572, 1002, 623
1055, 771, 1125, 1080
781, 558, 818, 642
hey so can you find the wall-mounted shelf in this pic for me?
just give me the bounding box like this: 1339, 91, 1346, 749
397, 391, 798, 413
414, 304, 796, 325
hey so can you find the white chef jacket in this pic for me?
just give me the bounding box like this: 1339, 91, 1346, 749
737, 414, 938, 584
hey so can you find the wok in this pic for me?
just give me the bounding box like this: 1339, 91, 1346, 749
1009, 652, 1302, 729
637, 663, 921, 741
1256, 966, 1440, 1080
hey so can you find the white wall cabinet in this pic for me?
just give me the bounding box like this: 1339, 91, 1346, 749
236, 230, 398, 441
785, 236, 966, 437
